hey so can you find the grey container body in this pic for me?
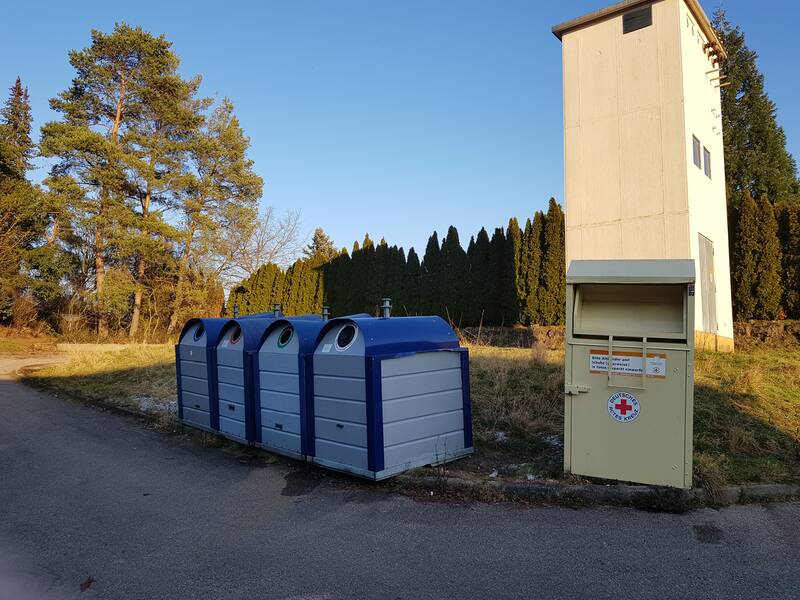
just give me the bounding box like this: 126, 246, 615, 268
257, 324, 303, 458
177, 321, 213, 431
216, 327, 248, 442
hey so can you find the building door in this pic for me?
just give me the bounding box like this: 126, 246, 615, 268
698, 234, 717, 333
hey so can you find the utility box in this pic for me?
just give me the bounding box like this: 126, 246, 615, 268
564, 259, 695, 489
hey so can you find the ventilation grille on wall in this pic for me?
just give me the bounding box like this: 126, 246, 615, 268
623, 5, 652, 34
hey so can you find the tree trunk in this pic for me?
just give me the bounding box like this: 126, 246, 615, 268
111, 77, 126, 144
167, 224, 195, 333
95, 227, 108, 338
95, 76, 125, 338
129, 181, 153, 339
129, 258, 145, 338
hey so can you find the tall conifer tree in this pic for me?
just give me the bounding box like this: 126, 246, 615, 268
777, 205, 800, 318
521, 213, 544, 325
755, 195, 782, 319
467, 228, 491, 325
731, 192, 760, 320
42, 24, 186, 335
503, 218, 522, 325
420, 232, 442, 316
713, 10, 799, 206
440, 226, 467, 325
487, 227, 506, 325
402, 248, 421, 316
539, 199, 566, 325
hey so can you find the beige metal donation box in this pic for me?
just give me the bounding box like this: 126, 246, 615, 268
564, 259, 696, 489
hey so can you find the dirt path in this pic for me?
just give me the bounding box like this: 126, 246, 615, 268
0, 354, 66, 379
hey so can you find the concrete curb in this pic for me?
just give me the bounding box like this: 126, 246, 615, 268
395, 475, 800, 510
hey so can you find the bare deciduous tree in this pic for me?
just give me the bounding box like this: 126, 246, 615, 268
199, 205, 303, 289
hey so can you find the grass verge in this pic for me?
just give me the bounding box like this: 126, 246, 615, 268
21, 341, 800, 488
23, 344, 176, 421
0, 328, 58, 355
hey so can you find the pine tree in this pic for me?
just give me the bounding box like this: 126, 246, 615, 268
420, 232, 442, 316
0, 77, 43, 321
0, 77, 33, 179
304, 227, 337, 261
713, 10, 800, 206
41, 24, 191, 336
539, 199, 566, 325
440, 226, 468, 325
755, 195, 782, 319
167, 98, 262, 331
122, 51, 201, 337
777, 205, 800, 318
731, 192, 760, 320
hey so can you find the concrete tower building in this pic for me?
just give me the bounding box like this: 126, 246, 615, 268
553, 0, 734, 351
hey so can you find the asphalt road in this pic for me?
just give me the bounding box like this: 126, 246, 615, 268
1, 373, 799, 600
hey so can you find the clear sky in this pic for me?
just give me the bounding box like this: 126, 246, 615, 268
2, 1, 798, 256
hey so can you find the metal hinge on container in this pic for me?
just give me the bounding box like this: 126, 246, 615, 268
564, 385, 590, 396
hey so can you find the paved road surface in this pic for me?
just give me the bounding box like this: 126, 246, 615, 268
1, 372, 798, 599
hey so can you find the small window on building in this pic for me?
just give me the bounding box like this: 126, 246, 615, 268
692, 136, 702, 168
623, 5, 652, 34
703, 147, 711, 178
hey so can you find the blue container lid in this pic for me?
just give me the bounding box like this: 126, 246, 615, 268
315, 315, 460, 357
260, 314, 368, 354
219, 317, 278, 351
178, 317, 229, 348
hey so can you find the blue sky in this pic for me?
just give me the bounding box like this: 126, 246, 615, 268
2, 1, 798, 255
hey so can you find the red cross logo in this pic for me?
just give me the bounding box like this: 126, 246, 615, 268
608, 392, 640, 422
615, 398, 633, 415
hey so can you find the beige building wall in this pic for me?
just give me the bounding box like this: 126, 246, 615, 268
678, 2, 734, 344
558, 0, 734, 349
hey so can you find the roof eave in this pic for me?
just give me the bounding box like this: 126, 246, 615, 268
552, 0, 727, 60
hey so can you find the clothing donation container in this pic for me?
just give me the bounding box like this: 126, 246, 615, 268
564, 259, 696, 489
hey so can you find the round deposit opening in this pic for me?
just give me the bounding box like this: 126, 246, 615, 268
335, 323, 357, 351
277, 325, 294, 348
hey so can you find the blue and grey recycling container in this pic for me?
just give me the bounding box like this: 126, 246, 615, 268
255, 318, 327, 459
215, 317, 278, 444
176, 318, 228, 433
310, 315, 473, 480
256, 314, 366, 459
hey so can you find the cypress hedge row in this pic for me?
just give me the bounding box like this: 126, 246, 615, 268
227, 199, 566, 326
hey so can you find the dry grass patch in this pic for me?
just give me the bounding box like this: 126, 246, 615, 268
693, 348, 800, 484
460, 343, 565, 479
23, 344, 176, 415
19, 339, 800, 488
0, 328, 58, 355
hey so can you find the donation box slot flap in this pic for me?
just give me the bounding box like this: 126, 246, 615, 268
573, 284, 686, 340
